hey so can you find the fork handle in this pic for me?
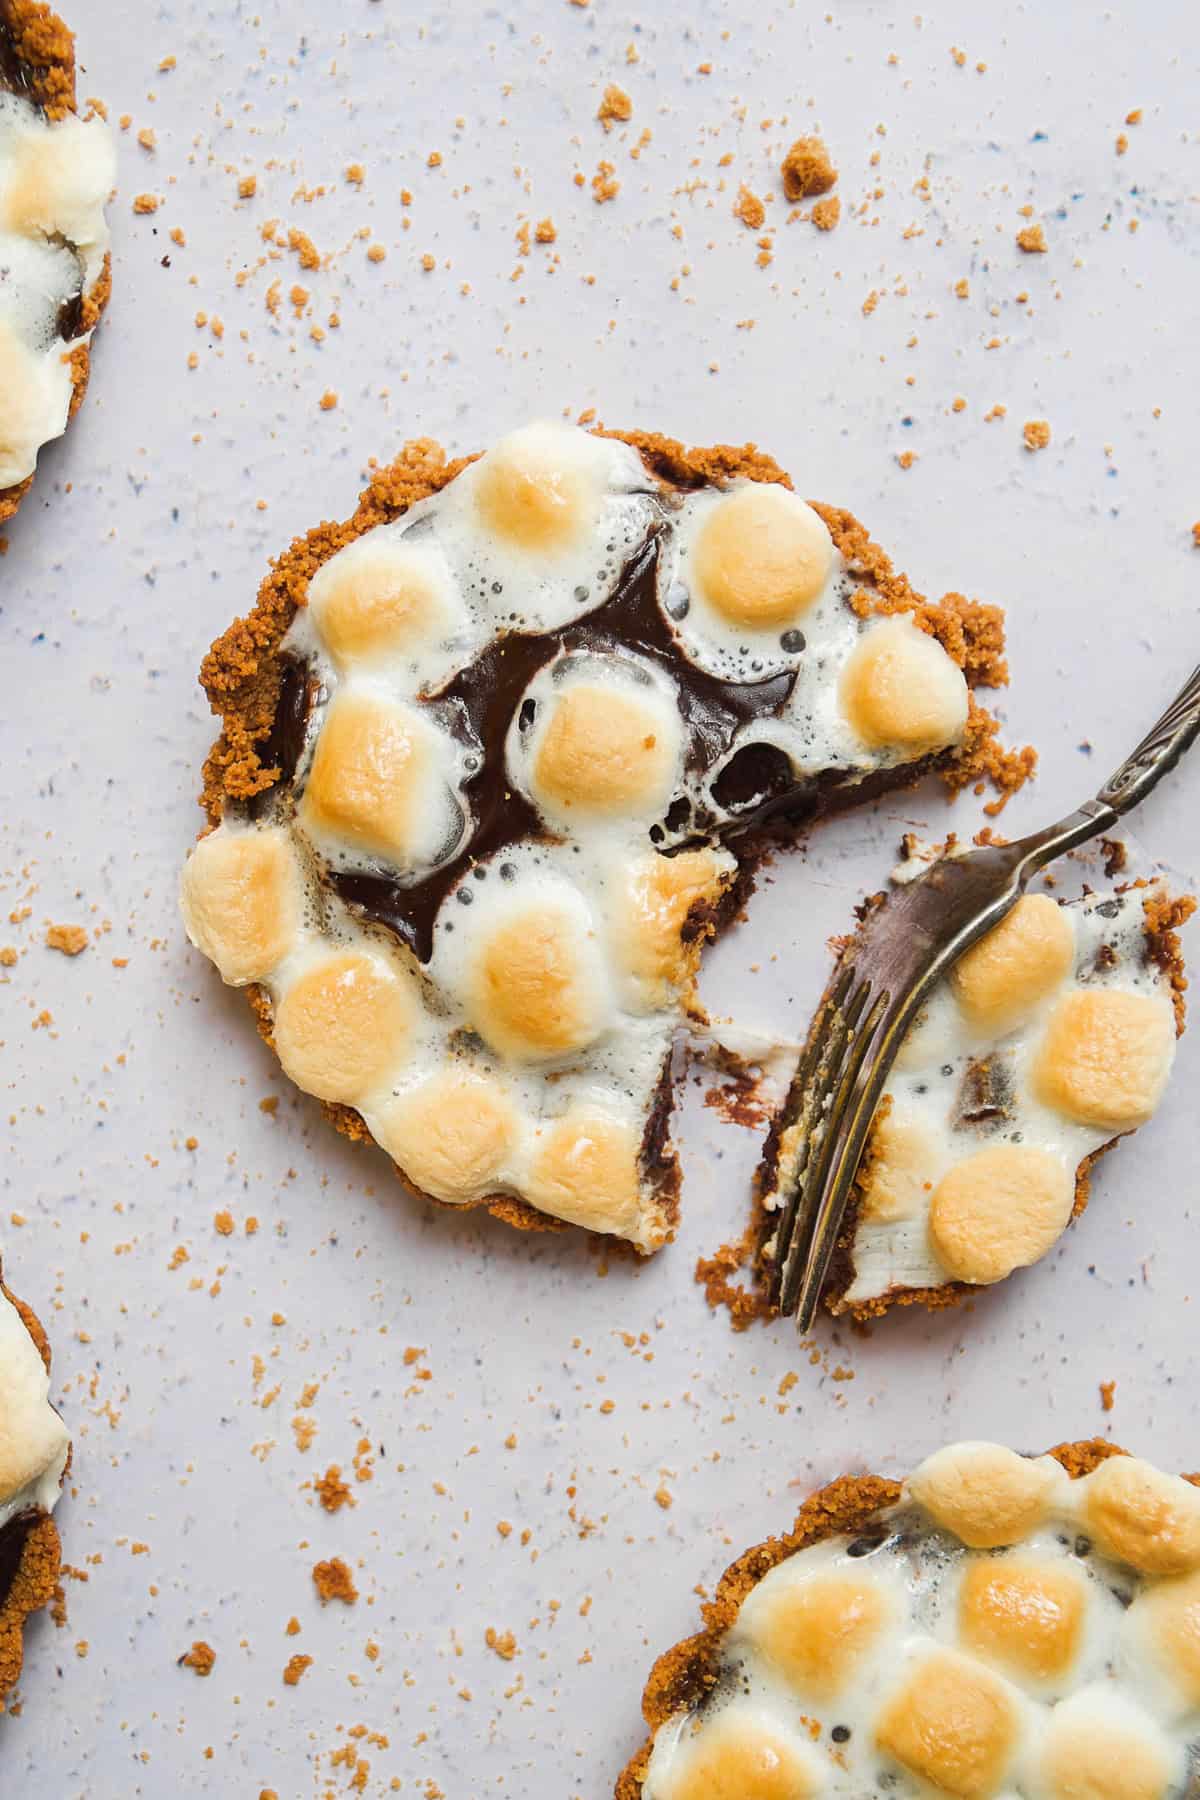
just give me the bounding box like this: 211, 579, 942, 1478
1095, 661, 1200, 815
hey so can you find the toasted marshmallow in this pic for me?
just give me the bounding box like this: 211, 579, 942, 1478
951, 895, 1075, 1034
908, 1443, 1060, 1548
273, 949, 416, 1105
530, 680, 680, 822
0, 314, 72, 490
1125, 1569, 1200, 1711
1033, 988, 1175, 1131
617, 848, 734, 1008
3, 110, 115, 257
527, 1108, 643, 1241
306, 534, 459, 668
299, 688, 464, 874
875, 1648, 1019, 1799
467, 897, 608, 1063
840, 615, 969, 754
690, 483, 833, 629
959, 1559, 1085, 1686
650, 1702, 827, 1800
1081, 1456, 1200, 1577
927, 1144, 1074, 1286
857, 1106, 939, 1223
1038, 1691, 1175, 1800
180, 825, 302, 986
737, 1566, 894, 1700
474, 420, 609, 553
373, 1070, 517, 1204
0, 1285, 70, 1530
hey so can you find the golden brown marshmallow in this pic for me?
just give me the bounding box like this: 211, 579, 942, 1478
691, 484, 833, 629
618, 849, 733, 1007
532, 684, 677, 818
308, 536, 454, 666
840, 614, 970, 753
1081, 1456, 1200, 1577
658, 1710, 823, 1800
743, 1571, 893, 1700
951, 894, 1075, 1034
857, 1107, 939, 1223
273, 950, 416, 1105
474, 423, 595, 551
469, 903, 605, 1062
374, 1071, 517, 1204
299, 689, 451, 869
875, 1649, 1019, 1799
180, 826, 301, 986
1034, 989, 1175, 1131
1127, 1569, 1200, 1707
959, 1560, 1085, 1685
527, 1109, 642, 1241
908, 1443, 1059, 1548
1039, 1697, 1174, 1800
927, 1144, 1074, 1286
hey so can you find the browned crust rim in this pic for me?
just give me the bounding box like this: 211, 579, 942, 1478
194, 428, 1018, 1248
0, 1267, 64, 1711
822, 884, 1195, 1320
614, 1437, 1193, 1798
0, 0, 112, 526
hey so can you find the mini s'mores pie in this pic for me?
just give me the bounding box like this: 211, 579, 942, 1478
0, 1262, 69, 1709
185, 424, 1021, 1251
759, 858, 1192, 1317
0, 0, 114, 521
618, 1441, 1199, 1800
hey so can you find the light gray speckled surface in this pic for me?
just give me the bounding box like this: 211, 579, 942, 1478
2, 1, 1199, 1794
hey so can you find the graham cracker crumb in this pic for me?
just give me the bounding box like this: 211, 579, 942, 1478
591, 160, 620, 203
1100, 1381, 1116, 1413
1023, 419, 1052, 451
45, 924, 87, 956
733, 185, 766, 230
781, 135, 837, 201
179, 1641, 216, 1677
1017, 223, 1047, 253
811, 194, 840, 231
312, 1557, 358, 1605
597, 84, 632, 131
316, 1466, 355, 1513
132, 193, 159, 215
238, 175, 257, 199
282, 1653, 313, 1686
485, 1628, 518, 1661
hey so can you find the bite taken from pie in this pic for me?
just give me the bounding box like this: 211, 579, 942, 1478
182, 421, 1027, 1251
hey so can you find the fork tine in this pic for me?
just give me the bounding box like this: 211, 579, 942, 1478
766, 967, 874, 1305
784, 988, 894, 1328
761, 963, 858, 1296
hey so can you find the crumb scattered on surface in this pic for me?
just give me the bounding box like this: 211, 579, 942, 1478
596, 84, 632, 131
1023, 419, 1051, 451
811, 194, 840, 231
282, 1653, 313, 1687
316, 1465, 355, 1513
1017, 223, 1047, 253
591, 160, 620, 203
179, 1641, 216, 1677
45, 924, 87, 956
733, 185, 766, 230
781, 135, 837, 201
312, 1557, 358, 1604
1100, 1381, 1116, 1412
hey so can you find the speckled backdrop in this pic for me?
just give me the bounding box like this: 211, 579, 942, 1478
2, 2, 1199, 1795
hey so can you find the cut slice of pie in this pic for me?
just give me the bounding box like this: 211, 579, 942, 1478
757, 848, 1193, 1317
619, 1438, 1200, 1800
183, 422, 1026, 1252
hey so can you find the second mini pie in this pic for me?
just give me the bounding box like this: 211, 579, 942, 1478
619, 1438, 1200, 1799
182, 422, 1022, 1249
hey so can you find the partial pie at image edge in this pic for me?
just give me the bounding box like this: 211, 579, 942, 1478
183, 422, 1026, 1254
617, 1438, 1200, 1800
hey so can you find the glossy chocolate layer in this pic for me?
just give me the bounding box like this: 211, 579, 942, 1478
269, 527, 805, 962
0, 1508, 36, 1609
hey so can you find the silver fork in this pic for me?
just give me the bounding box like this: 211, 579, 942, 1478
767, 663, 1200, 1331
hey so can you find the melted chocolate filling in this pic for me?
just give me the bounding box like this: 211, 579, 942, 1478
0, 6, 31, 97
0, 1508, 36, 1608
265, 527, 814, 962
